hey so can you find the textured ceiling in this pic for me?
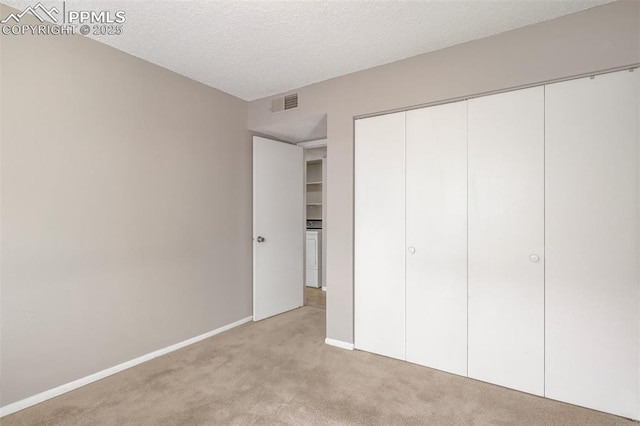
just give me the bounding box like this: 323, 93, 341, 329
2, 0, 615, 100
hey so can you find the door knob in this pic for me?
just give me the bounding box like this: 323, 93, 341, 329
408, 247, 416, 254
529, 254, 540, 263
256, 236, 265, 243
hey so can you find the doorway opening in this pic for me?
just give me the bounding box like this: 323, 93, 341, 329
301, 140, 327, 311
251, 113, 328, 318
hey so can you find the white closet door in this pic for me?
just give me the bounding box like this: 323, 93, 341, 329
468, 87, 545, 395
545, 71, 639, 419
354, 112, 406, 360
406, 101, 468, 376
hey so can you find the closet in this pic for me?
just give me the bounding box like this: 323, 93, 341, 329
544, 71, 639, 418
467, 87, 545, 396
405, 101, 467, 376
354, 69, 639, 419
354, 112, 406, 360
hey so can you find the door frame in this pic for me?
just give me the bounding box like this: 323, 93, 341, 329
299, 139, 328, 292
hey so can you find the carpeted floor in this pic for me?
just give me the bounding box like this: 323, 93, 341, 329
305, 286, 326, 310
3, 305, 634, 425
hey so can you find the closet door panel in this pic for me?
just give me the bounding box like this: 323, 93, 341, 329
354, 112, 406, 360
468, 87, 545, 395
406, 101, 468, 376
545, 70, 639, 419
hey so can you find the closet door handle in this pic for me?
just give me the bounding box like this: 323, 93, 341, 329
529, 254, 540, 263
408, 247, 416, 254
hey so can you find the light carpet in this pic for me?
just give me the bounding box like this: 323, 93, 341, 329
2, 306, 634, 425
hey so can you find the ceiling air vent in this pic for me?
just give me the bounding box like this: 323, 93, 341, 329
271, 93, 298, 112
284, 93, 298, 110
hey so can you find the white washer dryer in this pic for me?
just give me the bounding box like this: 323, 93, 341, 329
305, 229, 322, 288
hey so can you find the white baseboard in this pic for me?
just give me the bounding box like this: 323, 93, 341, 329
325, 338, 354, 350
0, 315, 253, 418
322, 286, 327, 291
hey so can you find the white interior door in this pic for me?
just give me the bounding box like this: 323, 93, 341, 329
545, 70, 639, 419
354, 112, 406, 360
406, 101, 468, 376
253, 136, 304, 321
468, 87, 545, 396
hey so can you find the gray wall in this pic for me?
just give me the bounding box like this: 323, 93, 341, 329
1, 7, 252, 405
248, 0, 640, 345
